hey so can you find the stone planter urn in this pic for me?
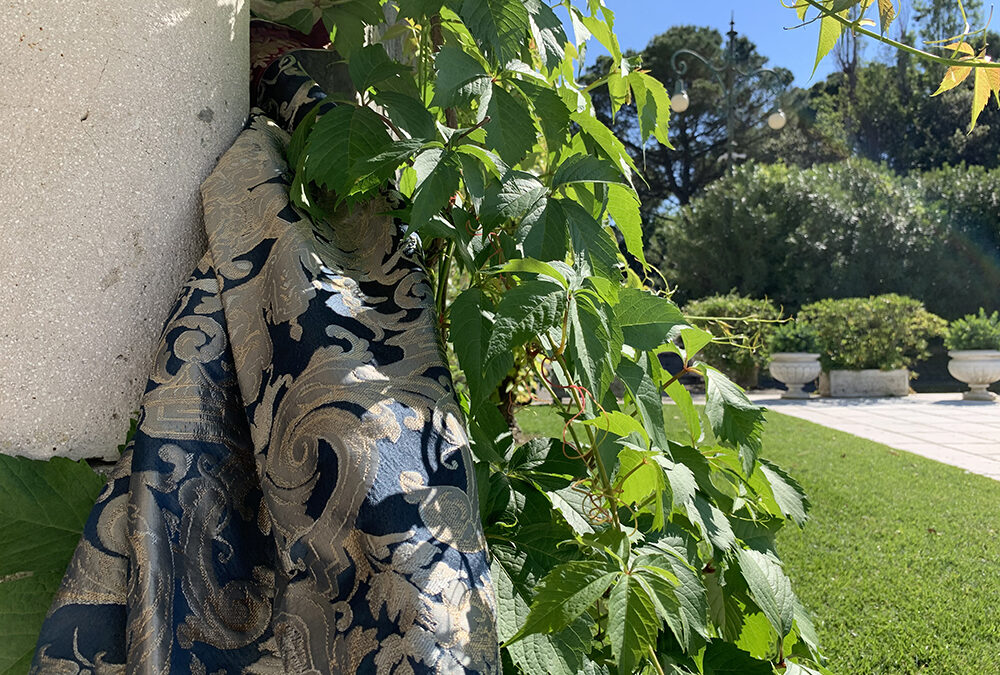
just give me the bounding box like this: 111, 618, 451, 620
818, 368, 910, 397
947, 350, 1000, 401
769, 353, 821, 399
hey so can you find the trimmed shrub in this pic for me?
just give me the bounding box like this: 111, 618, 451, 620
682, 293, 782, 388
798, 294, 946, 371
768, 320, 820, 354
652, 159, 1000, 319
945, 309, 1000, 351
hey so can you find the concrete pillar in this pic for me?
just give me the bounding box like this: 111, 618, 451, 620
0, 0, 249, 460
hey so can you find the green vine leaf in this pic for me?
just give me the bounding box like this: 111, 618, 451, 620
304, 104, 394, 198
552, 154, 629, 189
431, 46, 491, 109
460, 0, 531, 66
613, 289, 686, 352
348, 43, 411, 94
607, 570, 660, 674
483, 280, 567, 406
410, 147, 461, 230
508, 559, 618, 643
525, 0, 568, 72
0, 455, 104, 673
759, 459, 811, 527
701, 365, 766, 476
736, 548, 796, 639
484, 85, 537, 165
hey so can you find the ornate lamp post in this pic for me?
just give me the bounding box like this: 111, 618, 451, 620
670, 14, 787, 174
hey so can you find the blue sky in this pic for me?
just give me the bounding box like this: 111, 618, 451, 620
579, 1, 840, 86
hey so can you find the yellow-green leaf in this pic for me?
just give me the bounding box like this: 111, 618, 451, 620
877, 0, 896, 34
813, 5, 844, 76
932, 64, 972, 96
971, 63, 1000, 131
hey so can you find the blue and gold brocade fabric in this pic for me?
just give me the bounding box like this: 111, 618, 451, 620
31, 54, 498, 675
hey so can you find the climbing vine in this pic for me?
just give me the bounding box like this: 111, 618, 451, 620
260, 0, 826, 672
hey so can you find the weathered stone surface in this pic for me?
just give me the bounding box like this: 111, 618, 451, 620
819, 369, 911, 398
0, 1, 248, 460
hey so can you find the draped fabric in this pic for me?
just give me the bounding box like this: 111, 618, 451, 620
31, 51, 498, 675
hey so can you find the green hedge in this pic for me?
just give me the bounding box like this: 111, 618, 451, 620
652, 160, 1000, 320
798, 294, 946, 371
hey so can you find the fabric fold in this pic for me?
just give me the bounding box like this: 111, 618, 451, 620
32, 54, 497, 675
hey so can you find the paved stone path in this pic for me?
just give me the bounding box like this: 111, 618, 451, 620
751, 392, 1000, 481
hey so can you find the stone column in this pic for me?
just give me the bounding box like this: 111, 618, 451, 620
0, 0, 249, 460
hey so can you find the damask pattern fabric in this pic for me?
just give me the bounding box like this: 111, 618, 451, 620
31, 54, 497, 675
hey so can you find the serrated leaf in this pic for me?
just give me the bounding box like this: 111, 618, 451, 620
563, 199, 620, 282
431, 45, 491, 108
509, 560, 618, 642
548, 486, 595, 535
349, 138, 425, 197
702, 366, 765, 475
614, 289, 686, 351
348, 43, 411, 93
409, 147, 461, 230
483, 281, 566, 406
525, 0, 567, 72
450, 288, 494, 407
970, 64, 1000, 132
0, 454, 104, 672
736, 548, 796, 638
616, 448, 666, 528
0, 455, 104, 577
513, 78, 571, 152
568, 295, 622, 399
627, 70, 672, 147
679, 325, 714, 358
932, 64, 972, 96
584, 411, 649, 447
305, 105, 394, 197
617, 355, 670, 452
492, 544, 595, 675
484, 85, 537, 166
1, 570, 66, 675
607, 184, 646, 267
481, 170, 548, 231
460, 0, 531, 66
580, 13, 622, 65
373, 91, 437, 139
500, 258, 568, 288
877, 0, 896, 33
608, 572, 660, 674
646, 541, 710, 652
571, 110, 639, 181
552, 154, 628, 189
813, 5, 844, 76
287, 103, 322, 169
519, 197, 568, 262
686, 494, 737, 553
759, 459, 810, 527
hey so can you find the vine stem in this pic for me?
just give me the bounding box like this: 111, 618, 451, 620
558, 354, 621, 530
797, 0, 1000, 68
436, 241, 454, 320
648, 645, 666, 675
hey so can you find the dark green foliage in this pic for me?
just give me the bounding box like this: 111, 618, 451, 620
944, 308, 1000, 350
654, 160, 1000, 320
768, 321, 820, 354
0, 455, 105, 673
798, 294, 946, 370
682, 294, 782, 388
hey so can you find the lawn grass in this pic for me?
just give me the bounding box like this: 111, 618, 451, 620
516, 406, 1000, 674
